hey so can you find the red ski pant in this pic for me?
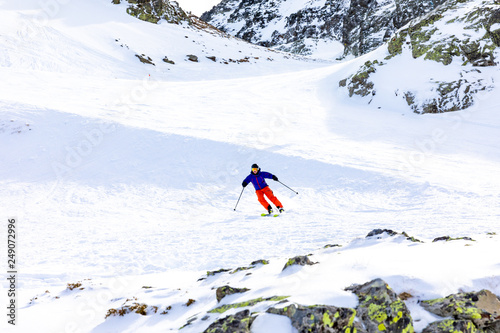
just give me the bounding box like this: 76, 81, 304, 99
255, 186, 283, 210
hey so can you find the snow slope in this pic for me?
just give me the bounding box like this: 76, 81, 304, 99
0, 0, 499, 332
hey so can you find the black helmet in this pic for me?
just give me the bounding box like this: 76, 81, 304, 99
251, 163, 259, 169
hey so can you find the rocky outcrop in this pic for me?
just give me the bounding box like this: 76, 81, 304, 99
115, 0, 190, 24
201, 0, 444, 57
366, 229, 423, 242
342, 60, 379, 101
387, 4, 500, 66
432, 236, 475, 242
282, 255, 317, 271
135, 54, 155, 65
346, 278, 415, 333
267, 304, 363, 332
216, 286, 250, 302
186, 54, 199, 62
340, 0, 497, 114
420, 290, 500, 332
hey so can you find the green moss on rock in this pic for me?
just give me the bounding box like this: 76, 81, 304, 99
422, 319, 478, 333
387, 32, 407, 56
208, 296, 289, 314
202, 310, 255, 333
122, 0, 190, 25
346, 278, 415, 333
421, 289, 500, 330
267, 303, 361, 332
343, 60, 379, 99
216, 286, 250, 303
282, 255, 317, 271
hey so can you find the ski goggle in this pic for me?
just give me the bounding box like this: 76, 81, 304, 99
252, 168, 259, 172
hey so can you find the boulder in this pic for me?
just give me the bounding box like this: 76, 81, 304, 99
366, 229, 398, 238
282, 255, 317, 271
346, 278, 415, 333
187, 54, 199, 62
216, 286, 250, 303
162, 56, 175, 64
422, 319, 478, 333
365, 229, 423, 243
432, 236, 475, 242
135, 54, 155, 65
420, 290, 500, 330
203, 309, 255, 333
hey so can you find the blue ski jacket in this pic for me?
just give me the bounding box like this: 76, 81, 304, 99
242, 171, 275, 190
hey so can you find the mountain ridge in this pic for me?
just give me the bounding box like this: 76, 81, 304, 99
200, 0, 447, 59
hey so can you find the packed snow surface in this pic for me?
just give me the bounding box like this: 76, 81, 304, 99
0, 0, 499, 332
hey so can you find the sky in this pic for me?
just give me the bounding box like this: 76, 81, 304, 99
176, 0, 222, 16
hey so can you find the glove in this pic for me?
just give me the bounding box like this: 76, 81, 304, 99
272, 175, 278, 181
242, 181, 248, 187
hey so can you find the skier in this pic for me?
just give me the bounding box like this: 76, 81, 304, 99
242, 164, 284, 214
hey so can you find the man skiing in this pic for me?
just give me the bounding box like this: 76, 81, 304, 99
242, 164, 284, 214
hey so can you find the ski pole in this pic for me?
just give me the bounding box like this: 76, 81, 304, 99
233, 187, 245, 211
278, 180, 298, 195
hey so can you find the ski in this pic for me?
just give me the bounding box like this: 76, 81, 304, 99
261, 213, 280, 217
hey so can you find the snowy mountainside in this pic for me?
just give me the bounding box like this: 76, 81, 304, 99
201, 0, 445, 59
338, 0, 500, 113
1, 0, 500, 332
0, 0, 319, 80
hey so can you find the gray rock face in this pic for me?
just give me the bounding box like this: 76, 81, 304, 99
201, 0, 443, 57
